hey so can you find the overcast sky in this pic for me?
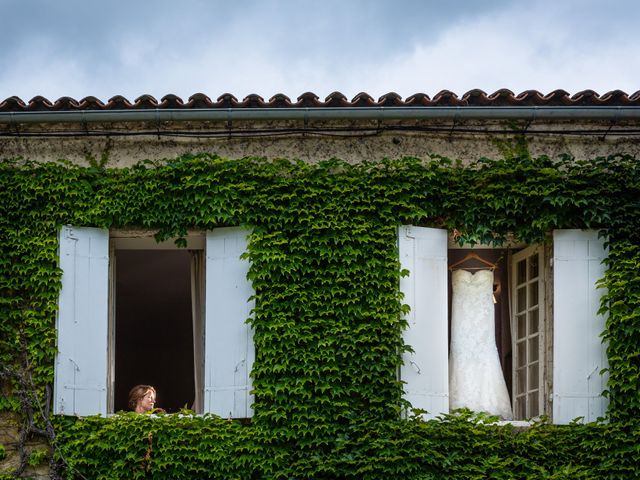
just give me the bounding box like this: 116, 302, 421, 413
0, 0, 638, 102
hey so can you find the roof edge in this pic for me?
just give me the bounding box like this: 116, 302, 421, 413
2, 89, 640, 114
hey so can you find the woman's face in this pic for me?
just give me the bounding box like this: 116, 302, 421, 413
137, 389, 156, 413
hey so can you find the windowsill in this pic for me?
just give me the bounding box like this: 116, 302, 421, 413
495, 419, 536, 429
101, 412, 252, 423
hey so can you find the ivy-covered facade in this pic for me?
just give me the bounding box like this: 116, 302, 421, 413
1, 93, 640, 479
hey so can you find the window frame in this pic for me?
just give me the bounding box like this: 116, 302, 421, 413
54, 226, 255, 418
108, 230, 206, 414
399, 226, 609, 424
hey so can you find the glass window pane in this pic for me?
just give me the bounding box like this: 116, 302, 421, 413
528, 281, 539, 308
517, 341, 527, 367
528, 362, 539, 390
529, 309, 539, 335
529, 336, 539, 362
529, 253, 539, 279
528, 392, 540, 418
517, 314, 526, 339
517, 259, 526, 284
517, 287, 526, 313
516, 396, 526, 419
516, 367, 527, 394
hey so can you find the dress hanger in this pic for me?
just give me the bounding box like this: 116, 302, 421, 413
448, 251, 497, 271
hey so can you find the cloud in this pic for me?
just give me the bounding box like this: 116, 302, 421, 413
319, 1, 640, 99
1, 0, 638, 101
0, 35, 92, 101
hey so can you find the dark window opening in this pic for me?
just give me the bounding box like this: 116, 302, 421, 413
114, 250, 194, 412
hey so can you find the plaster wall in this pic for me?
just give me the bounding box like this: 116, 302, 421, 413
1, 119, 639, 166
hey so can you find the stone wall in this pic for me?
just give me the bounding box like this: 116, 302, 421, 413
1, 118, 638, 167
1, 114, 638, 479
0, 413, 49, 479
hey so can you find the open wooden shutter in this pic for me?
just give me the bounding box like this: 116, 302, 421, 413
398, 225, 449, 419
553, 229, 609, 423
54, 226, 109, 416
204, 227, 255, 418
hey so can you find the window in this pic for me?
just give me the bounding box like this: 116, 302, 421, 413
114, 248, 195, 413
53, 226, 255, 418
399, 226, 609, 424
109, 233, 203, 414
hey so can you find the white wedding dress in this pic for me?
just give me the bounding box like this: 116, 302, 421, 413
449, 269, 513, 420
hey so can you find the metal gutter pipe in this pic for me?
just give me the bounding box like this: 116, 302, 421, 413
1, 106, 640, 124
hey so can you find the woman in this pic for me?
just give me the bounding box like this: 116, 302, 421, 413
128, 384, 156, 413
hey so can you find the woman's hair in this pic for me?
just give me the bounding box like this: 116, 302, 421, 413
128, 384, 156, 411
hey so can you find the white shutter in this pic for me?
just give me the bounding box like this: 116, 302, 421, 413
204, 227, 255, 418
553, 229, 609, 423
54, 226, 109, 416
398, 225, 449, 419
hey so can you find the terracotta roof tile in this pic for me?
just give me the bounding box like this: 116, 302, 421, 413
404, 93, 431, 106
78, 96, 106, 110
1, 90, 639, 112
159, 94, 185, 109
133, 94, 159, 109
268, 93, 293, 107
431, 90, 464, 106
377, 92, 404, 107
210, 93, 235, 108
513, 90, 548, 106
241, 94, 267, 108
598, 90, 633, 105
351, 92, 377, 107
324, 91, 351, 107
187, 93, 215, 108
51, 96, 81, 111
0, 96, 28, 111
570, 90, 603, 106
542, 90, 573, 105
461, 89, 492, 106
486, 89, 519, 106
106, 95, 134, 110
27, 96, 55, 111
295, 92, 321, 107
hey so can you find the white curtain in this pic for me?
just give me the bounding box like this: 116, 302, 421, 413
190, 250, 205, 413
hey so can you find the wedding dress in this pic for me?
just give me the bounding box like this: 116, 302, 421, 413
449, 269, 513, 420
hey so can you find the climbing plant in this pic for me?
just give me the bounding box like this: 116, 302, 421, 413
1, 153, 639, 479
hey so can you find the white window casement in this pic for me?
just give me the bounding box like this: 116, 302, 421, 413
54, 225, 255, 418
511, 245, 545, 420
399, 226, 609, 424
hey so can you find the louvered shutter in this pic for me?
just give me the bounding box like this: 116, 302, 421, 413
204, 228, 255, 418
399, 225, 449, 419
54, 226, 109, 416
553, 229, 609, 423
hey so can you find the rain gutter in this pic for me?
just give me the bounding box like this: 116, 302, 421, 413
1, 106, 639, 124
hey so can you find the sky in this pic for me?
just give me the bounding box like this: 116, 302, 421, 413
0, 0, 638, 103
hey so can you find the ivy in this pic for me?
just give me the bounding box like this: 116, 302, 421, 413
1, 153, 640, 478
47, 413, 640, 479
